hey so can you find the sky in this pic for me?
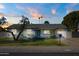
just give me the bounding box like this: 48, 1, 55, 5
0, 3, 79, 24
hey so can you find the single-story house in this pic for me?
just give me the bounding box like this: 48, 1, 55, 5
0, 24, 72, 40
0, 24, 71, 40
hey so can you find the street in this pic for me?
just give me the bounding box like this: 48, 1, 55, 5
0, 38, 79, 55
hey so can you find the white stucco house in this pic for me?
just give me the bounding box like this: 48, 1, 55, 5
0, 13, 72, 40
0, 24, 71, 40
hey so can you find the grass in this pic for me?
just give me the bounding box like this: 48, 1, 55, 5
0, 37, 66, 46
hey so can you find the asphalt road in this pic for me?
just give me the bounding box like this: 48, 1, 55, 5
0, 46, 75, 53
0, 46, 78, 55
0, 38, 79, 55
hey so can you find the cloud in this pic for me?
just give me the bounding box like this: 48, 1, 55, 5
16, 5, 44, 19
16, 5, 25, 10
51, 9, 56, 15
66, 8, 73, 14
27, 8, 38, 13
69, 3, 78, 8
66, 3, 78, 14
27, 8, 43, 19
0, 4, 5, 9
31, 13, 42, 19
0, 13, 4, 18
0, 22, 11, 29
51, 4, 60, 15
66, 3, 78, 9
4, 13, 20, 17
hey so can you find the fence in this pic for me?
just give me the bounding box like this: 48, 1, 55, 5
72, 32, 79, 38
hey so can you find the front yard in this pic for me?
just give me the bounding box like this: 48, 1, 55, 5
0, 37, 66, 46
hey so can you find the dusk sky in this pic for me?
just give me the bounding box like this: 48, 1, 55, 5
0, 3, 79, 24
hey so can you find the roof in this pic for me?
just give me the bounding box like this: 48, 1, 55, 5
8, 24, 67, 29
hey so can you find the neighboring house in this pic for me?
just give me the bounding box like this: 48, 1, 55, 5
2, 24, 71, 40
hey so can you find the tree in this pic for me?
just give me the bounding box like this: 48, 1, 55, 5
16, 16, 29, 40
0, 17, 6, 24
44, 21, 50, 24
62, 11, 79, 31
0, 16, 30, 41
0, 16, 16, 40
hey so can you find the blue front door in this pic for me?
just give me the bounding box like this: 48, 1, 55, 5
35, 30, 41, 38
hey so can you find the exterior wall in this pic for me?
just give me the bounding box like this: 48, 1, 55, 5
10, 29, 18, 38
0, 28, 72, 39
0, 32, 12, 38
66, 31, 72, 39
72, 32, 79, 38
0, 29, 18, 38
20, 29, 54, 39
41, 30, 51, 38
11, 29, 18, 35
20, 29, 35, 39
55, 29, 72, 39
19, 29, 53, 39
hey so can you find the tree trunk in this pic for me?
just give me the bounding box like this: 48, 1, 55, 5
16, 22, 26, 40
16, 30, 24, 40
4, 30, 16, 41
8, 31, 16, 41
0, 30, 16, 41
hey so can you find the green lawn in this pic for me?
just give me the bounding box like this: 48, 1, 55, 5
0, 38, 66, 46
